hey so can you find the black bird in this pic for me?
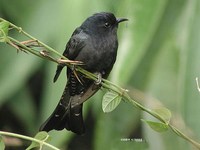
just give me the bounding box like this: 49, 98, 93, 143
40, 12, 128, 134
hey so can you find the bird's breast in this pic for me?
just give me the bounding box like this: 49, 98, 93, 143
76, 35, 118, 74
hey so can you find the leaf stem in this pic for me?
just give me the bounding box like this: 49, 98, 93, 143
0, 131, 60, 150
169, 125, 200, 149
8, 36, 42, 57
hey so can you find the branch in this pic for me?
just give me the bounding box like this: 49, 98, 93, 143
1, 18, 200, 149
0, 131, 60, 150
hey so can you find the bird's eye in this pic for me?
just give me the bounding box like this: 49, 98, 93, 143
104, 22, 111, 28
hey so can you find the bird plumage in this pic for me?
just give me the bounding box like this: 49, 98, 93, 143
40, 12, 127, 134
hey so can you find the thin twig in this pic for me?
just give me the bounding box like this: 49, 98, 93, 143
0, 131, 60, 150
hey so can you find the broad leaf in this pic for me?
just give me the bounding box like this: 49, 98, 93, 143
0, 20, 9, 42
142, 119, 169, 132
26, 131, 50, 150
102, 91, 122, 113
153, 107, 171, 124
0, 136, 5, 150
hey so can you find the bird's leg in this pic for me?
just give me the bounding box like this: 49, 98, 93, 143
94, 73, 102, 85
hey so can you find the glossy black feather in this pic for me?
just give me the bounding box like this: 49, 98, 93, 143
40, 12, 127, 134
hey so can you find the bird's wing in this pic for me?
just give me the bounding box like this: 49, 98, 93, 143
53, 28, 86, 82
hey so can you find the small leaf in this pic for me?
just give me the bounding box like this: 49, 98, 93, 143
0, 136, 5, 150
142, 119, 169, 132
153, 107, 171, 124
0, 20, 9, 42
102, 91, 122, 113
26, 131, 50, 150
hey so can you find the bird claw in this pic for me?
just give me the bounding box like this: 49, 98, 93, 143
94, 73, 102, 85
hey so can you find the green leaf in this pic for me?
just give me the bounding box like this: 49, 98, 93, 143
0, 20, 9, 42
142, 119, 169, 132
0, 136, 5, 150
26, 131, 50, 150
153, 107, 171, 124
102, 91, 122, 113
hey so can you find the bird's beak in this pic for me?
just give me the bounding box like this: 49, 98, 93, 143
117, 18, 128, 24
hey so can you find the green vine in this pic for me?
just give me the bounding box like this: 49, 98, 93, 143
0, 131, 59, 150
0, 18, 200, 149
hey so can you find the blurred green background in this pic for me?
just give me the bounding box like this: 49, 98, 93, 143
1, 0, 200, 149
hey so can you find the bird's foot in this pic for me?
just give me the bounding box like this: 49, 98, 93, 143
94, 73, 102, 85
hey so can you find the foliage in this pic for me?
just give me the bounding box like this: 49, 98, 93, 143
1, 0, 200, 150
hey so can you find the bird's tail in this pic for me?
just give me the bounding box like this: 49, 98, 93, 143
39, 85, 85, 135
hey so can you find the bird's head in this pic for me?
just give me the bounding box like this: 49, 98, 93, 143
81, 12, 128, 36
